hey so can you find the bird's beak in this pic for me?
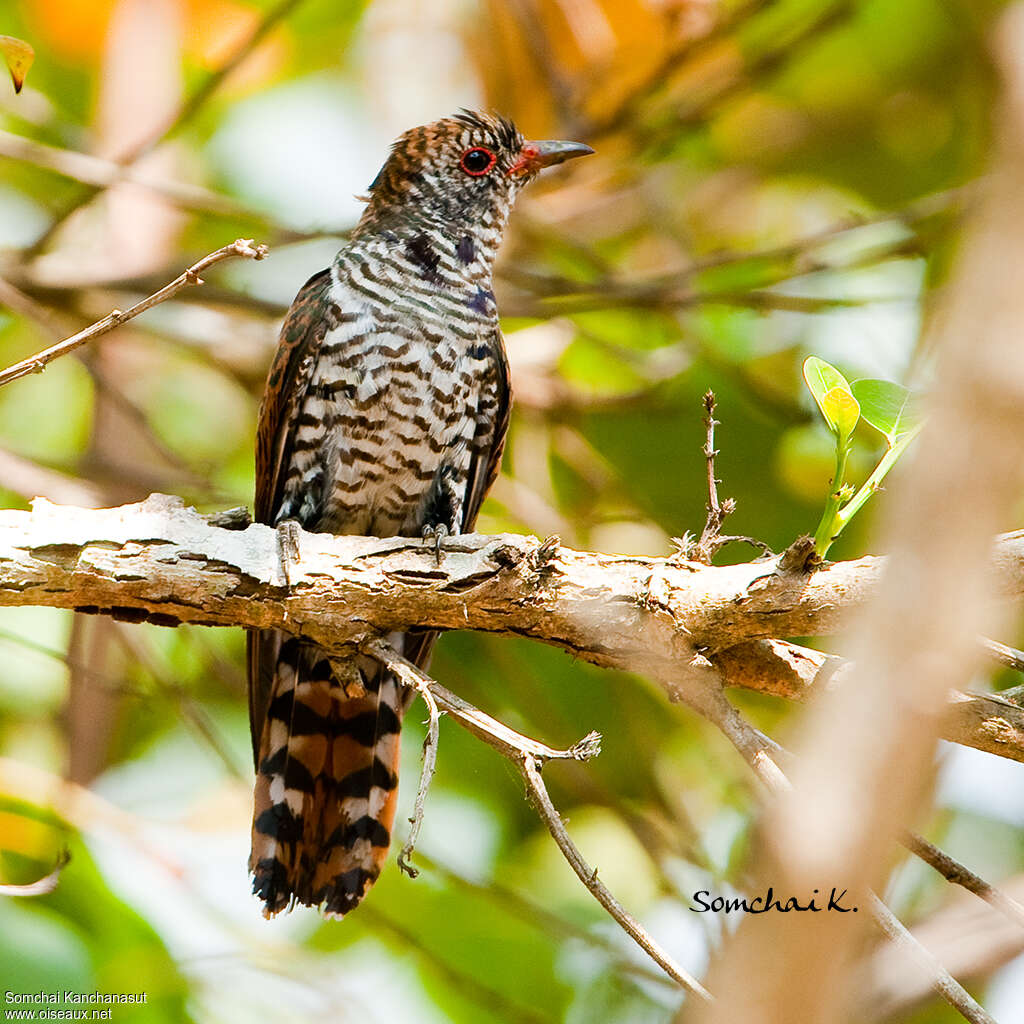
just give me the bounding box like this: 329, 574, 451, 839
508, 139, 594, 176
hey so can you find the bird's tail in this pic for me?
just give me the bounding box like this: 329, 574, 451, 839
248, 634, 405, 918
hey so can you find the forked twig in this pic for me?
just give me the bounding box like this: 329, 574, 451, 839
0, 239, 268, 388
362, 641, 710, 1002
688, 391, 771, 564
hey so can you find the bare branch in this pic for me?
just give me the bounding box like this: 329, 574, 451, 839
702, 676, 1024, 934
867, 875, 1024, 1018
981, 634, 1024, 673
0, 239, 268, 388
713, 638, 1024, 764
867, 893, 997, 1024
0, 129, 258, 220
519, 750, 711, 1002
689, 391, 769, 564
351, 647, 708, 998
901, 831, 1024, 932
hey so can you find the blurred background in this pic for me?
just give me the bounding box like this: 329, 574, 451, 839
1, 0, 1022, 1021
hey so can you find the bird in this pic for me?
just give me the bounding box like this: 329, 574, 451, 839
248, 110, 593, 918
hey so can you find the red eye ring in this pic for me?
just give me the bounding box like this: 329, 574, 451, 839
459, 146, 496, 176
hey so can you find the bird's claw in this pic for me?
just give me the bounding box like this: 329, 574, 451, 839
275, 520, 301, 586
422, 523, 449, 565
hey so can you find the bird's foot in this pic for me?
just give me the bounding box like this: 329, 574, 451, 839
275, 519, 301, 586
422, 523, 450, 565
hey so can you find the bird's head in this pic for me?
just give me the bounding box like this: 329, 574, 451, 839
355, 110, 593, 247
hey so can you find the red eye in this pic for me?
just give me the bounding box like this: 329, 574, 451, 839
459, 147, 496, 176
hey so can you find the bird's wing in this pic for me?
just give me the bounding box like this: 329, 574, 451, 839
249, 268, 331, 764
461, 323, 511, 532
254, 268, 332, 525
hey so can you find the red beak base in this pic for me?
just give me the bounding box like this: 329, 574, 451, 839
508, 139, 594, 176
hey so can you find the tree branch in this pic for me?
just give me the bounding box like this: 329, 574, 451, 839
713, 638, 1024, 764
0, 239, 268, 388
2, 495, 1022, 767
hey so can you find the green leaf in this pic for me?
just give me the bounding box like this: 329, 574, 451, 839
0, 36, 34, 94
803, 357, 859, 441
851, 378, 921, 444
820, 385, 860, 443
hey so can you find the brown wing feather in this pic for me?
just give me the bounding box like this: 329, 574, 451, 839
461, 325, 511, 532
248, 269, 332, 765
254, 268, 332, 525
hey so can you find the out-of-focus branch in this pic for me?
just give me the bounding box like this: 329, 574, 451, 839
712, 638, 1024, 764
1, 496, 1022, 765
0, 129, 258, 221
0, 239, 267, 388
0, 448, 106, 507
981, 635, 1024, 672
579, 0, 774, 138
26, 0, 308, 258
641, 0, 860, 148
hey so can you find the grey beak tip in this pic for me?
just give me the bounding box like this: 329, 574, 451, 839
531, 139, 596, 169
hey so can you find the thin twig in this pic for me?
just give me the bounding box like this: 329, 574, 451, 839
519, 751, 712, 1002
359, 646, 708, 999
678, 392, 770, 564
413, 849, 679, 990
0, 849, 70, 896
363, 641, 442, 879
868, 893, 998, 1024
692, 391, 739, 563
0, 239, 267, 388
902, 831, 1024, 932
708, 664, 1024, 934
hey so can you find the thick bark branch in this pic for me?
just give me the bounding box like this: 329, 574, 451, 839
1, 494, 1021, 761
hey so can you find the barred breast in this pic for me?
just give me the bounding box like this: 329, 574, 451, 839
276, 231, 502, 538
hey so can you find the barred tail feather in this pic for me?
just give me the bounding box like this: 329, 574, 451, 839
250, 636, 404, 918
